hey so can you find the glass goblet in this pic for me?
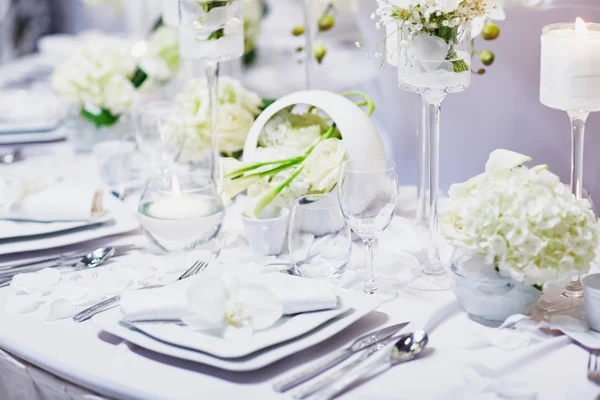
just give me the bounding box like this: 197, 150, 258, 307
337, 158, 399, 302
289, 194, 351, 280
137, 173, 224, 253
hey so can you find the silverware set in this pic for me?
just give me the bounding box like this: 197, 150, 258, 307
72, 260, 209, 323
273, 323, 429, 399
588, 349, 600, 384
0, 244, 139, 287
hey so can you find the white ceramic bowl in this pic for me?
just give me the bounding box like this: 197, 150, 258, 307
242, 90, 385, 162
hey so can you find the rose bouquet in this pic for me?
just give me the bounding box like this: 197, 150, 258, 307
442, 149, 600, 288
160, 77, 264, 160
221, 91, 375, 219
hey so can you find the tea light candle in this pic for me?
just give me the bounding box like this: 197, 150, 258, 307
147, 175, 213, 220
540, 18, 600, 112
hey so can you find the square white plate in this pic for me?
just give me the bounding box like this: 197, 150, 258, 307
0, 207, 114, 240
93, 289, 380, 371
0, 197, 139, 255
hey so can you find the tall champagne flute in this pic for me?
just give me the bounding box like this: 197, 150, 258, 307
396, 23, 472, 289
538, 19, 600, 311
178, 0, 244, 188
338, 158, 399, 303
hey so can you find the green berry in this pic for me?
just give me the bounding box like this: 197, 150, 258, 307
481, 23, 500, 40
314, 45, 327, 63
318, 14, 335, 32
480, 50, 495, 66
292, 25, 305, 36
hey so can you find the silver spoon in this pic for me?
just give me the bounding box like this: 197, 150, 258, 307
310, 331, 429, 400
0, 148, 22, 164
0, 247, 116, 287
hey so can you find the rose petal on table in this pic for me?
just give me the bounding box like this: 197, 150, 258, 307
11, 269, 61, 295
5, 295, 43, 314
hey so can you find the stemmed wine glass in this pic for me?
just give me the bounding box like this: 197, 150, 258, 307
396, 23, 472, 289
178, 0, 244, 187
337, 158, 399, 303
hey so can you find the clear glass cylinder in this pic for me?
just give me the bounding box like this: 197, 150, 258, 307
397, 23, 472, 95
178, 0, 244, 62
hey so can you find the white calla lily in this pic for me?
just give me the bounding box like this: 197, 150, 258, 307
484, 149, 532, 174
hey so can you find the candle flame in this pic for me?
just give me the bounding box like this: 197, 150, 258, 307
172, 175, 181, 198
576, 17, 588, 34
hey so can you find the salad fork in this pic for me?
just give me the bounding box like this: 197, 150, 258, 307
588, 350, 600, 384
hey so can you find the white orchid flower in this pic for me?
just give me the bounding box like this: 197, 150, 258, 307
183, 273, 283, 340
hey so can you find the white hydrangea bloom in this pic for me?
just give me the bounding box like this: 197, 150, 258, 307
139, 26, 180, 83
442, 149, 600, 286
51, 34, 136, 116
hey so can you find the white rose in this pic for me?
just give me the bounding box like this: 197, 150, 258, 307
302, 138, 346, 193
218, 103, 255, 154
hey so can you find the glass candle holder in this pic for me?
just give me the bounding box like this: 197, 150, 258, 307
396, 23, 472, 287
539, 19, 600, 311
137, 173, 224, 252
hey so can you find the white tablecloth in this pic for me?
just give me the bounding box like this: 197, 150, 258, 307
0, 145, 599, 400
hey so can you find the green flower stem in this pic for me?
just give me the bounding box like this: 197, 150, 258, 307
250, 164, 306, 218
130, 67, 148, 89
239, 158, 304, 180
225, 156, 305, 179
81, 108, 119, 128
340, 91, 376, 116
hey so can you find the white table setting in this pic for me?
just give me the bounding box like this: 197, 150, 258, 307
1, 0, 600, 399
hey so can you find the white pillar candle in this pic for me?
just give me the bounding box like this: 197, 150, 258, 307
540, 18, 600, 112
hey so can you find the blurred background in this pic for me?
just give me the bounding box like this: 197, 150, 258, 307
1, 0, 599, 199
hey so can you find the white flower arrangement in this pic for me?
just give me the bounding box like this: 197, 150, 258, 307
442, 149, 600, 287
374, 0, 504, 73
221, 92, 375, 219
139, 26, 180, 84
162, 77, 264, 160
51, 34, 137, 126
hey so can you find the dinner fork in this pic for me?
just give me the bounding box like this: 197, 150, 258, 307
588, 350, 600, 384
72, 260, 209, 323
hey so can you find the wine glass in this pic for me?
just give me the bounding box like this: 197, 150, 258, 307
178, 0, 244, 188
137, 173, 224, 253
337, 158, 398, 302
396, 22, 472, 289
289, 194, 351, 280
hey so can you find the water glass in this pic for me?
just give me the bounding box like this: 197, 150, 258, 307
338, 158, 398, 302
289, 194, 351, 280
92, 134, 146, 197
137, 173, 224, 252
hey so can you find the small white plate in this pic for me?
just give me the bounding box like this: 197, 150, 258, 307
0, 197, 139, 255
92, 290, 380, 371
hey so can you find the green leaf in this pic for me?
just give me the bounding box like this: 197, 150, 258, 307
243, 47, 257, 67
261, 98, 276, 109
130, 67, 148, 89
81, 108, 120, 128
533, 284, 543, 292
208, 28, 225, 40
150, 16, 164, 34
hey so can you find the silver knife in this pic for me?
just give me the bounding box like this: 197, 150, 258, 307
272, 322, 409, 393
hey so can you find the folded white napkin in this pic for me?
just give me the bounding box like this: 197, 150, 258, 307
120, 272, 338, 322
2, 186, 104, 222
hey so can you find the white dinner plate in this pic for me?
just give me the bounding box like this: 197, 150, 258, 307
93, 289, 380, 371
0, 200, 116, 240
0, 197, 139, 255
